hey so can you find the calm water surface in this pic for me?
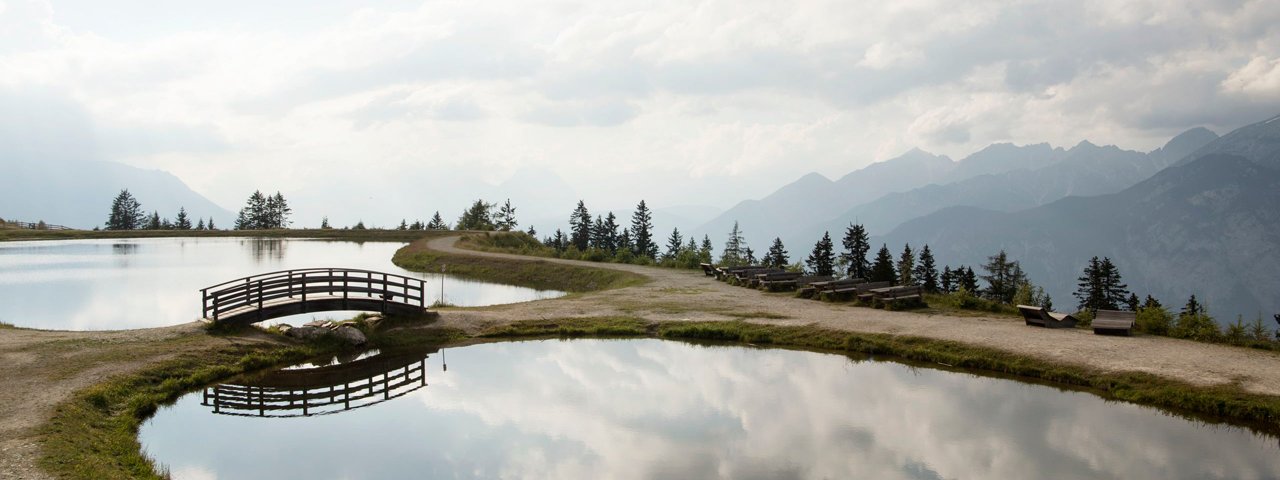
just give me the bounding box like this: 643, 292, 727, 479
140, 339, 1280, 480
0, 237, 562, 330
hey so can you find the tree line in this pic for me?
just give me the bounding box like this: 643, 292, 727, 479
105, 189, 216, 231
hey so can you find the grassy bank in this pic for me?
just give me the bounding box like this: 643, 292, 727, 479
472, 317, 1280, 432
393, 236, 647, 292
39, 341, 335, 479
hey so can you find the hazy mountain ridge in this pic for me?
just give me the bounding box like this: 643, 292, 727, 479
879, 115, 1280, 322
1, 159, 233, 229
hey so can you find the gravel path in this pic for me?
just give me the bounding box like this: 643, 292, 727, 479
427, 236, 1280, 397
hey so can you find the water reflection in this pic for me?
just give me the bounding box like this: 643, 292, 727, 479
0, 238, 564, 330
204, 349, 435, 417
140, 340, 1280, 480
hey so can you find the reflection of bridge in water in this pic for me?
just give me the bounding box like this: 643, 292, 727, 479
202, 348, 439, 417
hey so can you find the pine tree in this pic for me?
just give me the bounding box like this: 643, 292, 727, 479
980, 250, 1024, 304
915, 244, 938, 292
397, 219, 407, 230
664, 228, 684, 260
265, 192, 291, 228
236, 191, 268, 230
630, 200, 658, 259
602, 213, 620, 254
427, 211, 449, 230
196, 218, 206, 230
840, 223, 872, 279
495, 199, 518, 231
569, 201, 591, 251
961, 267, 979, 292
353, 221, 366, 230
1126, 293, 1141, 311
721, 221, 747, 266
1098, 257, 1130, 310
763, 237, 789, 268
207, 218, 216, 230
321, 217, 332, 229
1074, 256, 1130, 314
105, 189, 146, 230
1075, 256, 1104, 313
744, 246, 756, 265
1181, 295, 1203, 317
617, 228, 633, 256
699, 235, 714, 264
940, 266, 953, 293
897, 244, 916, 286
869, 244, 897, 284
174, 207, 192, 230
805, 232, 836, 276
146, 211, 161, 230
527, 225, 537, 237
456, 200, 495, 231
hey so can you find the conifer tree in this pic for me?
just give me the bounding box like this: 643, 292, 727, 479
526, 225, 537, 237
630, 200, 658, 259
897, 244, 916, 286
1126, 293, 1141, 311
207, 218, 216, 230
940, 266, 953, 293
744, 246, 756, 265
805, 232, 836, 276
699, 235, 714, 264
569, 201, 591, 251
721, 221, 747, 266
763, 237, 789, 268
1074, 256, 1130, 314
603, 213, 620, 254
196, 218, 206, 230
409, 220, 423, 230
106, 189, 146, 230
617, 228, 633, 256
398, 219, 408, 230
320, 217, 332, 229
456, 200, 495, 231
174, 207, 192, 230
915, 244, 938, 292
265, 192, 291, 228
427, 211, 449, 230
869, 244, 897, 284
841, 223, 872, 279
495, 199, 518, 231
961, 267, 979, 292
980, 250, 1024, 303
146, 211, 161, 230
664, 228, 684, 260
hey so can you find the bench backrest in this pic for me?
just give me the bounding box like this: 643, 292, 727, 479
1094, 309, 1136, 329
758, 272, 802, 281
856, 281, 892, 292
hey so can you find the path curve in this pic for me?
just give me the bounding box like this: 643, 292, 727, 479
428, 236, 1280, 397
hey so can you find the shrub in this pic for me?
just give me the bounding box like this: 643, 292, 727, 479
1171, 312, 1220, 342
1135, 306, 1173, 335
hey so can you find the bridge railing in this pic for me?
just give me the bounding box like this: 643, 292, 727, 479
202, 356, 428, 417
201, 268, 427, 321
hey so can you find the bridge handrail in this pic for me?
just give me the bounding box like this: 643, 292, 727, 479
200, 268, 427, 321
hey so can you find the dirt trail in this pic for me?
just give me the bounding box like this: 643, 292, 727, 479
427, 236, 1280, 397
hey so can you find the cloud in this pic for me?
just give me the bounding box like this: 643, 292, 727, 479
1222, 56, 1280, 98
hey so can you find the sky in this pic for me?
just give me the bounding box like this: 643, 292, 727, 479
2, 0, 1279, 227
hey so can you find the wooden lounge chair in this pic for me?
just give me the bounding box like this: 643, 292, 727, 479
1017, 305, 1078, 329
1092, 309, 1136, 335
700, 263, 716, 277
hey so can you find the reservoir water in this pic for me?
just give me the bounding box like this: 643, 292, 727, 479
0, 237, 563, 330
140, 339, 1280, 480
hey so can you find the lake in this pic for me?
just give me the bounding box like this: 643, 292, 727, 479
140, 338, 1280, 480
0, 237, 563, 330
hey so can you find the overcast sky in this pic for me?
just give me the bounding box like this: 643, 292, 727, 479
3, 0, 1279, 225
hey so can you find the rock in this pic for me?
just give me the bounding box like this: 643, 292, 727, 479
277, 324, 293, 335
286, 326, 327, 341
365, 316, 384, 330
332, 325, 367, 346
303, 320, 329, 328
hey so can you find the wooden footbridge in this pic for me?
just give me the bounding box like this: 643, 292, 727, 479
202, 349, 436, 417
201, 268, 428, 325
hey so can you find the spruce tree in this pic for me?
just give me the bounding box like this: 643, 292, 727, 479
321, 217, 332, 229
105, 189, 145, 230
869, 244, 897, 284
915, 244, 938, 292
527, 225, 537, 237
630, 200, 657, 259
961, 267, 979, 292
207, 218, 216, 230
603, 213, 620, 254
805, 232, 836, 276
265, 192, 291, 228
427, 211, 449, 230
699, 235, 714, 264
495, 199, 518, 231
1074, 256, 1130, 314
940, 266, 953, 293
196, 218, 206, 230
174, 207, 192, 230
744, 246, 756, 265
456, 200, 495, 231
980, 250, 1023, 304
721, 221, 746, 266
146, 211, 161, 230
897, 244, 916, 286
617, 228, 633, 255
664, 228, 684, 260
840, 223, 871, 279
764, 237, 789, 268
398, 219, 408, 230
1126, 293, 1141, 312
569, 200, 591, 251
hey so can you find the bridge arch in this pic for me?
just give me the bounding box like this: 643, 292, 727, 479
201, 268, 428, 325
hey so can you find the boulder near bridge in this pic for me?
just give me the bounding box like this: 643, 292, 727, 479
201, 268, 429, 325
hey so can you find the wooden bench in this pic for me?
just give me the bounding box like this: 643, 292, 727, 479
733, 268, 783, 287
863, 285, 924, 309
700, 263, 716, 277
714, 265, 760, 281
1017, 305, 1078, 329
754, 271, 802, 290
815, 278, 869, 301
794, 276, 837, 296
852, 281, 894, 303
1092, 309, 1136, 335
